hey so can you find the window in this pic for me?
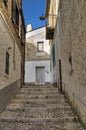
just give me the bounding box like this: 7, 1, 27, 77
3, 0, 8, 6
37, 42, 44, 52
12, 0, 19, 25
5, 51, 9, 75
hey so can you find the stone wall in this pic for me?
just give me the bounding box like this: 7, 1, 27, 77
56, 0, 86, 127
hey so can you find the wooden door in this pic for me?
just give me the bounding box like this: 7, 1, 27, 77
36, 67, 45, 84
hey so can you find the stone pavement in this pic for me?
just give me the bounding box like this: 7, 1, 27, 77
0, 84, 85, 130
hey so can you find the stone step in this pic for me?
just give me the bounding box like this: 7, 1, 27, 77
7, 102, 71, 110
11, 98, 66, 104
19, 87, 59, 93
20, 87, 58, 92
24, 104, 70, 109
0, 117, 77, 124
23, 84, 54, 88
0, 108, 75, 119
19, 91, 59, 95
15, 94, 64, 100
17, 93, 63, 97
0, 85, 85, 130
19, 90, 59, 95
0, 120, 83, 130
6, 105, 72, 113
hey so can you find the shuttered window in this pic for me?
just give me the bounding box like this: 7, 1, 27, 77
12, 0, 19, 25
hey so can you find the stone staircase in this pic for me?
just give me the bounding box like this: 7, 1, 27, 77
0, 84, 85, 130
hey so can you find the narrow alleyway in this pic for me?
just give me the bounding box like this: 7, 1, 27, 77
0, 85, 85, 130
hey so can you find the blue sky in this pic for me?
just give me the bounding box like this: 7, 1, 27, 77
22, 0, 46, 30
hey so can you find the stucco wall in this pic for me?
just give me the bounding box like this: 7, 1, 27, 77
26, 27, 50, 61
0, 0, 22, 112
25, 60, 51, 84
25, 26, 51, 84
57, 0, 86, 126
0, 13, 21, 89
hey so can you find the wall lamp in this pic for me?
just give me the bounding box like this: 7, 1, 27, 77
39, 14, 46, 20
39, 14, 57, 21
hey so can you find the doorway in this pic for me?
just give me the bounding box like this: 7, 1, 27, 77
36, 66, 45, 84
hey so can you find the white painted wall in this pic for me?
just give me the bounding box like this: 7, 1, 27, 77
25, 26, 51, 84
25, 60, 51, 84
26, 27, 50, 59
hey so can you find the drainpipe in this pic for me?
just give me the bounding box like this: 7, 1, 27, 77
20, 24, 23, 87
58, 44, 62, 92
20, 1, 25, 86
57, 12, 62, 92
20, 3, 25, 87
23, 37, 25, 85
20, 24, 25, 86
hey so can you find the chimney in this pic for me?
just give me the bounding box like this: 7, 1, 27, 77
27, 24, 32, 32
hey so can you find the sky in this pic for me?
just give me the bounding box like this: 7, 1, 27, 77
22, 0, 46, 30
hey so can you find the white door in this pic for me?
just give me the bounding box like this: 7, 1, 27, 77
36, 67, 45, 84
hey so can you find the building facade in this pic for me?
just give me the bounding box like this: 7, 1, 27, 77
0, 0, 25, 112
25, 26, 51, 84
46, 0, 59, 84
46, 0, 86, 127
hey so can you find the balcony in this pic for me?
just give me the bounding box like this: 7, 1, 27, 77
46, 14, 57, 39
39, 14, 57, 40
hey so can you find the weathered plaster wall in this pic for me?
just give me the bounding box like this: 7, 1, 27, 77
58, 0, 86, 126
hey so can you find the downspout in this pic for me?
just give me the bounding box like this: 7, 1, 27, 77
20, 24, 25, 86
57, 11, 62, 92
21, 1, 25, 85
20, 23, 23, 86
23, 33, 25, 85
